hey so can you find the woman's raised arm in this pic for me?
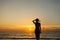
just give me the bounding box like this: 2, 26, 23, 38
32, 20, 36, 24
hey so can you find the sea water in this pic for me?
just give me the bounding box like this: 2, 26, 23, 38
0, 31, 60, 40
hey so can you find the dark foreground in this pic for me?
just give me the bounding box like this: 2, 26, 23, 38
0, 38, 60, 40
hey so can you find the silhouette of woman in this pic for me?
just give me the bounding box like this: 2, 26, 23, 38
32, 18, 41, 40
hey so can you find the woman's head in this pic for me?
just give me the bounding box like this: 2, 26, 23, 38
35, 18, 39, 22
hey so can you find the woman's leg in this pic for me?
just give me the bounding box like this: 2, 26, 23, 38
35, 33, 40, 40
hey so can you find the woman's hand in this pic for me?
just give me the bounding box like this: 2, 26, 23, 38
32, 20, 36, 24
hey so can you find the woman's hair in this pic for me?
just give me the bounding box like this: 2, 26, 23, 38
35, 18, 39, 21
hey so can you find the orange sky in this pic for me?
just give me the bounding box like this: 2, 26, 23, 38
0, 0, 60, 33
0, 24, 60, 33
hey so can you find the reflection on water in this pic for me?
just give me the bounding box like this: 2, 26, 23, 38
0, 31, 60, 40
0, 38, 60, 40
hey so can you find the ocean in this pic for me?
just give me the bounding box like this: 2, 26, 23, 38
0, 31, 60, 40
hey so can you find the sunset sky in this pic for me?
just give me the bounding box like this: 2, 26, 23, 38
0, 0, 60, 32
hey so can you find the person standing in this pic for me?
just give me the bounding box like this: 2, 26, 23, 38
32, 18, 41, 40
